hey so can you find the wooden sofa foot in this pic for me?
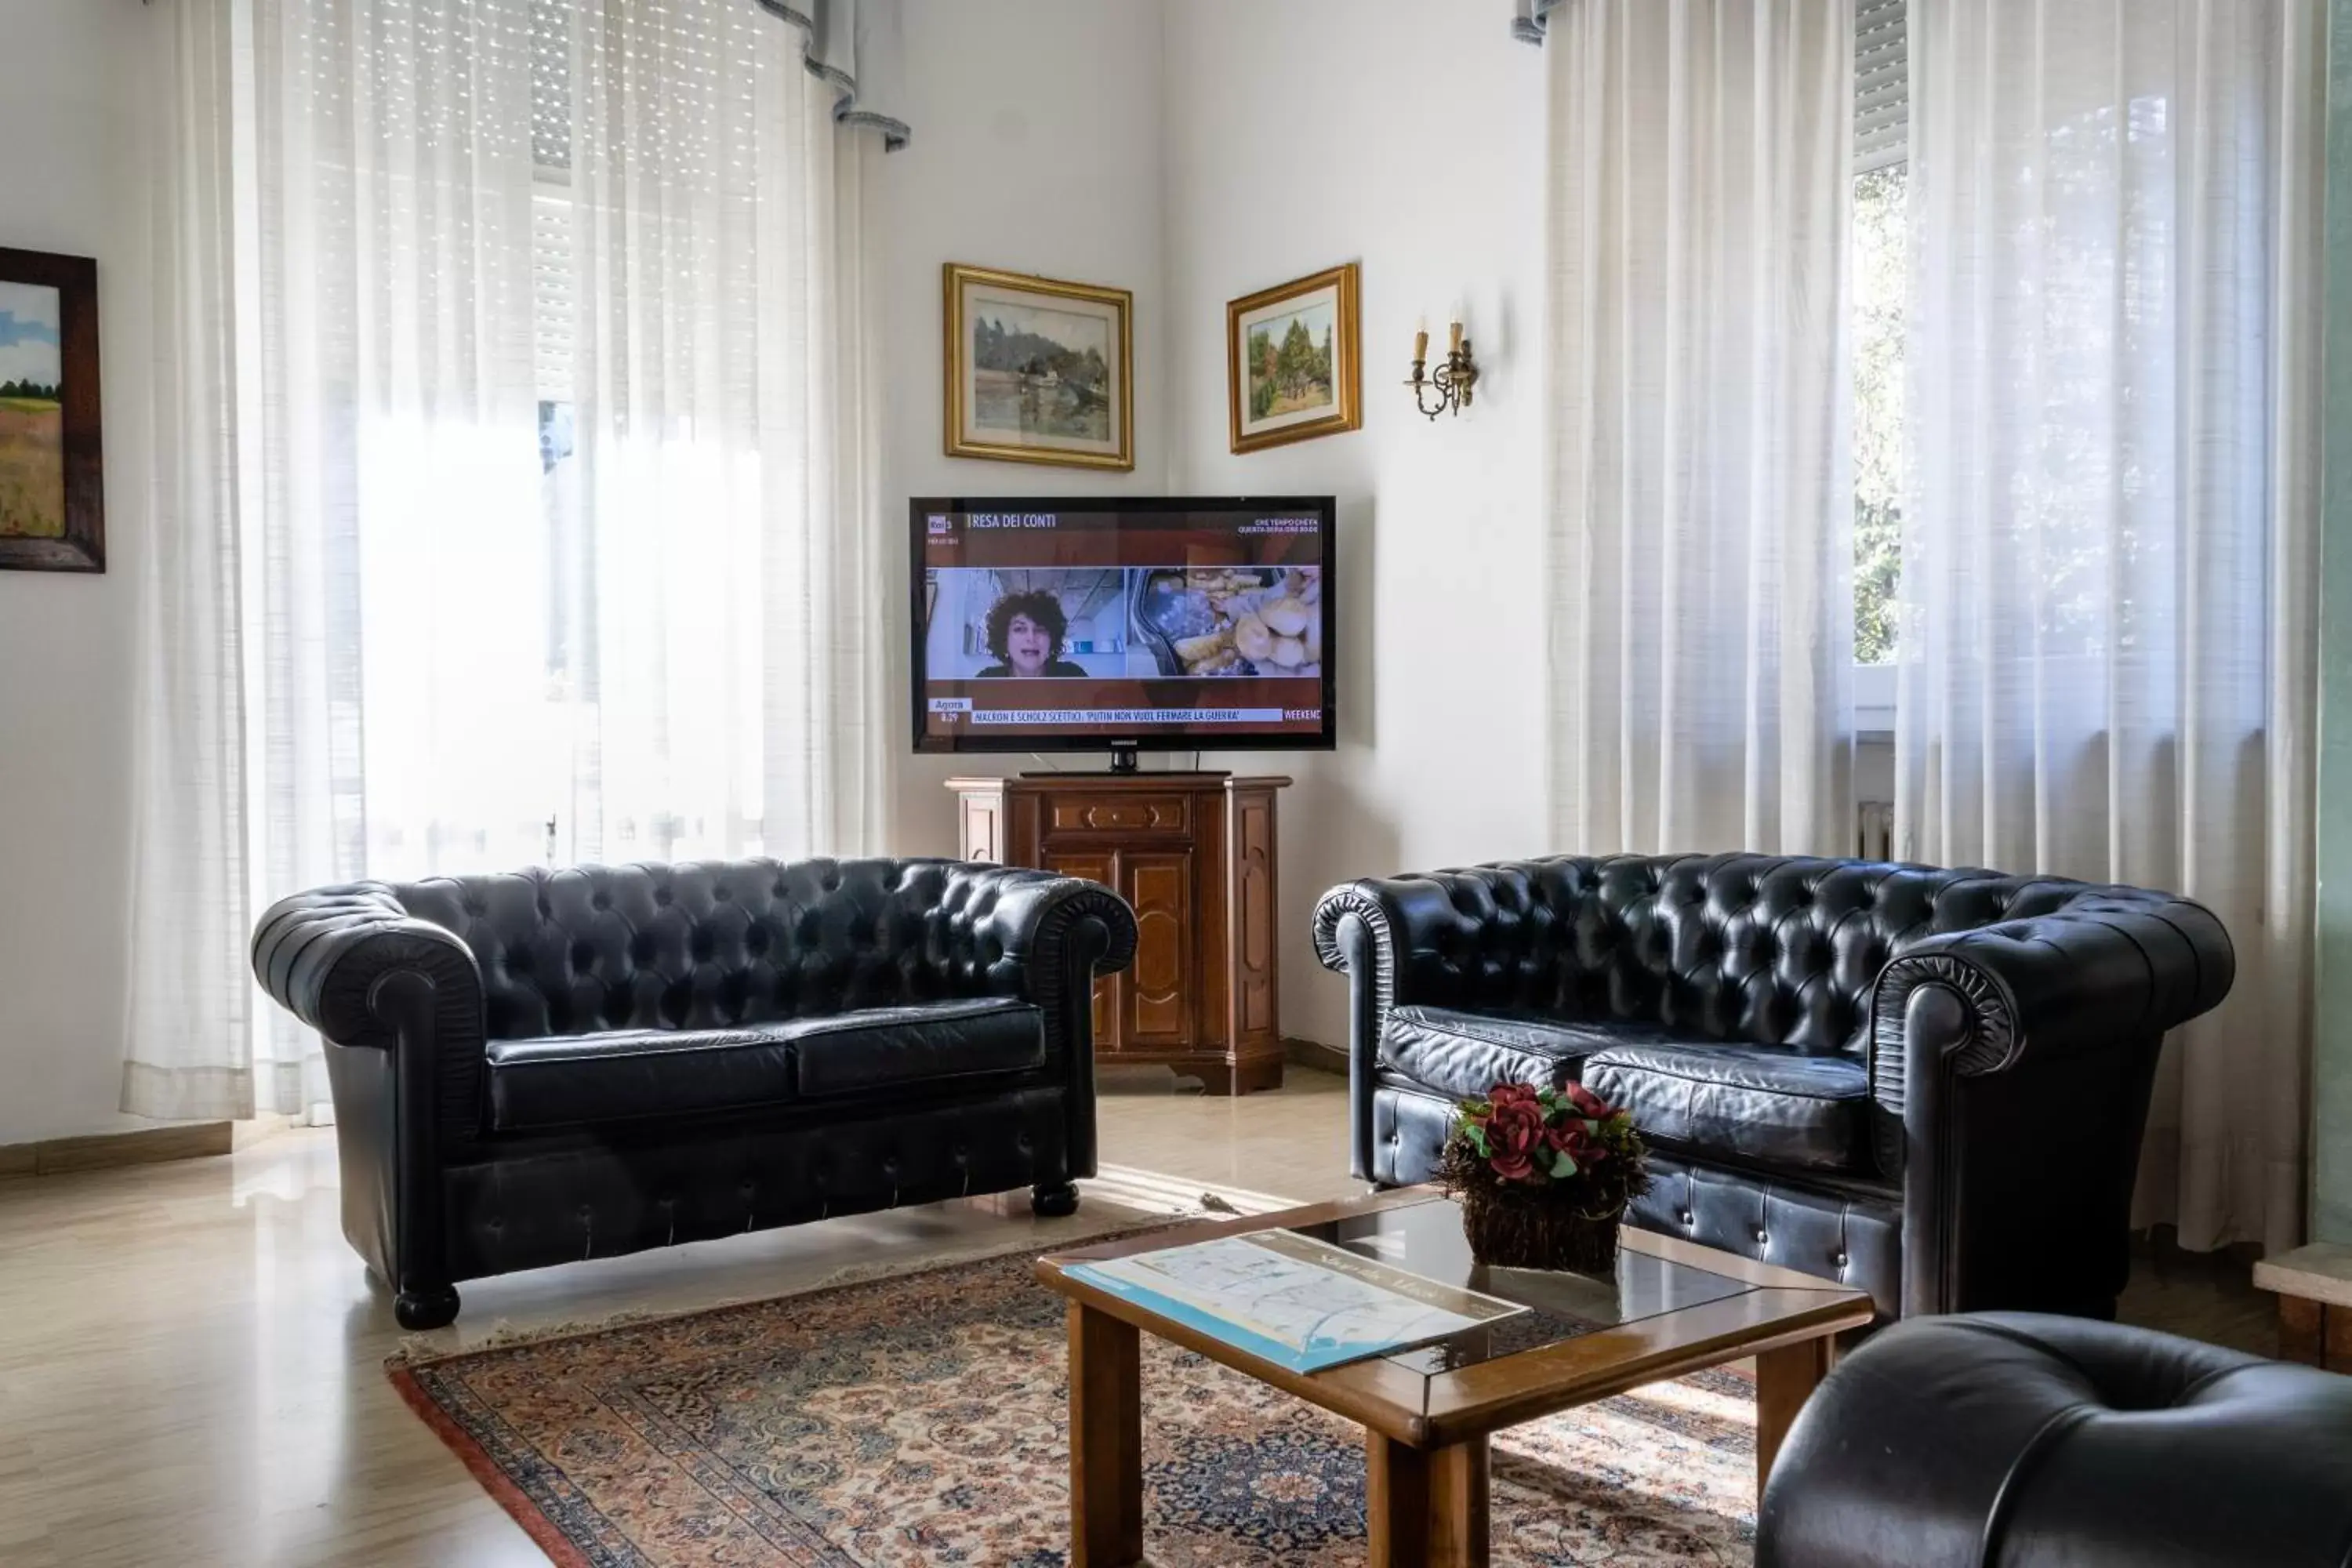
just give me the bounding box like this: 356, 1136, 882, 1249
394, 1284, 460, 1330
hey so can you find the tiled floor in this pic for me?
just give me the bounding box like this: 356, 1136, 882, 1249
0, 1064, 2274, 1566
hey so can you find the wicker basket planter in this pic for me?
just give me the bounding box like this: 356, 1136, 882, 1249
1438, 1081, 1650, 1276
1457, 1183, 1625, 1274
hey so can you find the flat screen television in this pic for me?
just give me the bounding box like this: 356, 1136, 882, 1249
911, 495, 1336, 764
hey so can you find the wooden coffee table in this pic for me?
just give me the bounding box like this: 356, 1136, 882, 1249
1036, 1185, 1875, 1567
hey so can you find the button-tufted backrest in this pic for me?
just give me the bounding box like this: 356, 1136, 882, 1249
1408, 853, 2134, 1058
387, 858, 1018, 1040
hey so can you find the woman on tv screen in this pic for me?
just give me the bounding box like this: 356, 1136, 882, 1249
975, 588, 1087, 678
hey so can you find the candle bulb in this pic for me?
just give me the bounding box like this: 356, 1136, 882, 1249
1405, 302, 1481, 419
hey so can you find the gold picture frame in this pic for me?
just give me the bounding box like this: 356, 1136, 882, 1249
1227, 262, 1361, 454
944, 263, 1134, 470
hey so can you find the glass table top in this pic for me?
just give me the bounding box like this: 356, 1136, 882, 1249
1042, 1189, 1875, 1439
1282, 1193, 1756, 1377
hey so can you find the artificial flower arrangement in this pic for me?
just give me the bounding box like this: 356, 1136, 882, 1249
1437, 1081, 1650, 1272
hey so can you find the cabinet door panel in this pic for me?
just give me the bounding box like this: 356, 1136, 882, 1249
1044, 849, 1119, 1051
1121, 851, 1192, 1047
959, 795, 1003, 862
1233, 793, 1278, 1040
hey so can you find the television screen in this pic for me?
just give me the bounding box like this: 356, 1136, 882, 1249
910, 496, 1336, 755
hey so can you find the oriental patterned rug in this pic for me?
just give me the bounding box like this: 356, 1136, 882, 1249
390, 1240, 1758, 1566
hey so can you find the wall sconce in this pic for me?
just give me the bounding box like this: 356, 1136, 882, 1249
1407, 321, 1479, 419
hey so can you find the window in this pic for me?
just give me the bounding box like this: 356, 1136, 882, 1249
530, 1, 594, 864
1853, 0, 1907, 673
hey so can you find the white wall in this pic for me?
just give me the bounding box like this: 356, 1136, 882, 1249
0, 1, 158, 1143
1160, 2, 1552, 1048
880, 0, 1552, 1050
878, 0, 1174, 855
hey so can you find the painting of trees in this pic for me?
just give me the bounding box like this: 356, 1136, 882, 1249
1244, 304, 1336, 422
1229, 263, 1359, 453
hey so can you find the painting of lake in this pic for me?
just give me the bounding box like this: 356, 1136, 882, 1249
947, 265, 1131, 471
969, 299, 1113, 443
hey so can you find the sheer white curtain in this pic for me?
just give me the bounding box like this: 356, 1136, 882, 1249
1541, 0, 1854, 855
123, 0, 893, 1123
123, 0, 255, 1121
563, 0, 890, 866
1896, 0, 2322, 1251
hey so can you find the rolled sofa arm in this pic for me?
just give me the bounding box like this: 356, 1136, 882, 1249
251, 882, 488, 1326
959, 864, 1138, 993
1868, 892, 2234, 1316
1312, 864, 1565, 1007
1867, 892, 2234, 1113
250, 882, 486, 1053
956, 865, 1137, 1181
1759, 1312, 2352, 1568
1312, 881, 1409, 1182
1313, 866, 1567, 1180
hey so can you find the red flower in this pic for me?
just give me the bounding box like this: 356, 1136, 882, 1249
1486, 1083, 1542, 1111
1551, 1122, 1600, 1167
1484, 1097, 1549, 1184
1565, 1082, 1610, 1118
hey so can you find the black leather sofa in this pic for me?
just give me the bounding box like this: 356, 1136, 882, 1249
1312, 853, 2232, 1319
252, 856, 1136, 1328
1759, 1312, 2352, 1566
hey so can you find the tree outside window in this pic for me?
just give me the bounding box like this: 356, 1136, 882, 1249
1853, 162, 1907, 666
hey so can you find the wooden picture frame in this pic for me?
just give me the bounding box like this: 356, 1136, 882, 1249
1227, 262, 1361, 455
0, 247, 102, 572
945, 263, 1134, 471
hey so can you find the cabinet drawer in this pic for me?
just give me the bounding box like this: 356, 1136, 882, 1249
1048, 795, 1191, 835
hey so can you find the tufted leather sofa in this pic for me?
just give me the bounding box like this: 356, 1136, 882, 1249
1312, 853, 2232, 1319
252, 857, 1137, 1329
1759, 1313, 2352, 1566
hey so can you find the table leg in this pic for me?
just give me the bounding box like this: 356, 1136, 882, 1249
1755, 1336, 1835, 1495
1069, 1302, 1142, 1567
2280, 1294, 2325, 1367
1367, 1430, 1490, 1568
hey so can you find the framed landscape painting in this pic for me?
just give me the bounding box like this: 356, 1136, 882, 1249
945, 263, 1134, 471
1227, 262, 1360, 454
0, 248, 102, 572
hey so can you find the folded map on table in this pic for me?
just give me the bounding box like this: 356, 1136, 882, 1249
1066, 1229, 1528, 1373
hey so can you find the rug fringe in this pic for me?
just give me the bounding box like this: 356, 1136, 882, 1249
383, 1206, 1189, 1373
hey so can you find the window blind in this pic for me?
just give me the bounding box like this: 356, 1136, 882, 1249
1857, 0, 1907, 172
532, 191, 574, 404
529, 0, 573, 405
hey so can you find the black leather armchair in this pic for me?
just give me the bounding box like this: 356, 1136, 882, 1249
1759, 1313, 2352, 1566
252, 857, 1136, 1328
1312, 854, 2232, 1319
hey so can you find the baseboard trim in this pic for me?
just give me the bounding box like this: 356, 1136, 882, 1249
1282, 1035, 1348, 1076
0, 1121, 235, 1179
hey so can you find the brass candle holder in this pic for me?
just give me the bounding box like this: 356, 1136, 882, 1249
1407, 321, 1479, 419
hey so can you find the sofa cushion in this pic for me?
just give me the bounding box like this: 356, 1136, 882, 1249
1581, 1042, 1870, 1173
790, 998, 1045, 1098
1381, 1006, 1697, 1101
485, 997, 1044, 1131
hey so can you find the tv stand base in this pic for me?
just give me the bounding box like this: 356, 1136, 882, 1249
946, 771, 1291, 1094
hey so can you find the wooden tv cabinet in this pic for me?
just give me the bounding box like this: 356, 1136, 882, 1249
948, 772, 1289, 1094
